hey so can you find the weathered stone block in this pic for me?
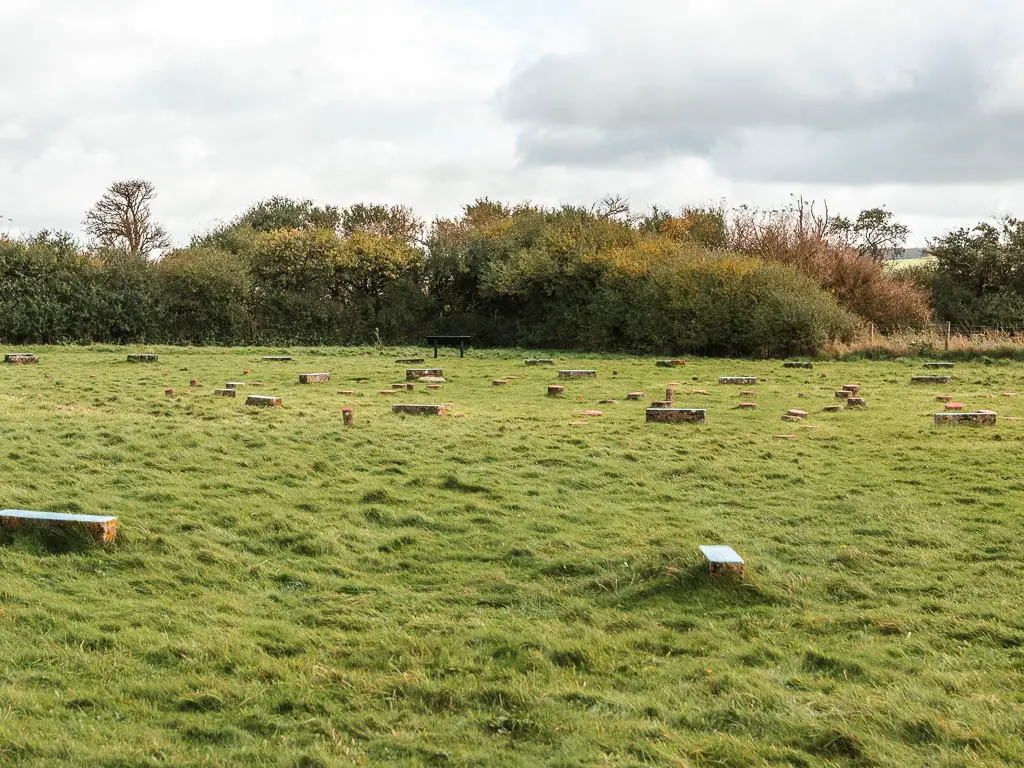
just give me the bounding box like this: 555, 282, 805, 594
699, 545, 744, 577
626, 392, 644, 400
525, 359, 555, 365
650, 400, 671, 408
911, 376, 951, 384
934, 411, 996, 426
738, 402, 757, 409
836, 390, 852, 399
665, 388, 675, 402
547, 385, 565, 396
190, 378, 200, 387
582, 410, 603, 416
226, 381, 244, 389
299, 372, 330, 384
214, 388, 236, 397
787, 409, 808, 418
246, 395, 282, 407
396, 358, 425, 364
656, 359, 686, 367
337, 389, 356, 395
342, 407, 354, 426
164, 388, 175, 396
392, 403, 447, 416
4, 353, 38, 364
846, 397, 866, 407
944, 402, 964, 411
558, 370, 597, 378
127, 354, 159, 362
427, 384, 442, 390
841, 384, 860, 395
719, 376, 757, 385
740, 390, 756, 396
407, 368, 443, 380
924, 362, 955, 369
379, 389, 398, 395
492, 379, 508, 386
262, 356, 293, 361
783, 361, 813, 369
646, 407, 706, 423
823, 405, 843, 412
0, 509, 119, 545
936, 395, 953, 402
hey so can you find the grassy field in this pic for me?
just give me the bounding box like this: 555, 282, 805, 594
0, 347, 1022, 767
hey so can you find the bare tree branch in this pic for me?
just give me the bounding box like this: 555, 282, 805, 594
83, 179, 172, 258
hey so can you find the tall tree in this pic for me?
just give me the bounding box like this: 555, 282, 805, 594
83, 179, 172, 258
829, 207, 909, 262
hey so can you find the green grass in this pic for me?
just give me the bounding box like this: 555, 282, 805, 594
1, 346, 1023, 767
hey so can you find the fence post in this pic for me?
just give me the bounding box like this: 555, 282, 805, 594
869, 322, 874, 344
945, 322, 951, 352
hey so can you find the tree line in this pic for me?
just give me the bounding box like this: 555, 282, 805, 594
0, 180, 1013, 353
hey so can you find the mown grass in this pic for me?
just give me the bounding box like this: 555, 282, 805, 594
0, 346, 1022, 767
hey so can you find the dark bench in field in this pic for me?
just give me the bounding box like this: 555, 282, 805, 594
425, 335, 472, 358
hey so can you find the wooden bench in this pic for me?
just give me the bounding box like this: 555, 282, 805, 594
0, 509, 119, 545
699, 545, 744, 577
425, 335, 472, 358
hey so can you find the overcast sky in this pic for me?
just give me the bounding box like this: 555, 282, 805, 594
3, 0, 1023, 246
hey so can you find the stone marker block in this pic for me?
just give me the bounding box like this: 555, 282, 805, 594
379, 389, 398, 395
582, 410, 603, 416
262, 356, 293, 361
418, 376, 446, 383
392, 403, 447, 416
215, 388, 236, 397
787, 409, 808, 418
4, 353, 38, 364
846, 397, 866, 407
656, 359, 686, 367
626, 392, 644, 400
740, 390, 756, 396
773, 434, 797, 439
396, 358, 425, 364
558, 370, 597, 378
646, 407, 706, 423
1002, 392, 1017, 397
246, 395, 282, 407
342, 407, 354, 426
127, 354, 159, 362
492, 379, 508, 386
650, 400, 671, 408
841, 384, 860, 395
936, 395, 954, 402
251, 382, 265, 387
547, 385, 565, 396
164, 388, 175, 396
912, 376, 951, 384
935, 411, 996, 426
665, 388, 675, 402
945, 402, 964, 411
924, 362, 955, 369
407, 368, 443, 380
0, 509, 119, 545
427, 384, 442, 390
405, 382, 415, 391
699, 545, 744, 577
226, 381, 244, 389
190, 378, 200, 387
783, 361, 813, 369
738, 402, 757, 409
598, 399, 617, 404
299, 372, 330, 384
525, 359, 554, 365
823, 405, 843, 412
338, 389, 356, 395
719, 376, 757, 385
835, 390, 852, 399
781, 415, 801, 423
391, 383, 406, 390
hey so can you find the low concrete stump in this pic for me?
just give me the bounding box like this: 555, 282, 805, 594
226, 382, 244, 389
841, 384, 860, 395
924, 362, 955, 369
492, 379, 508, 386
582, 410, 603, 416
699, 545, 744, 577
656, 359, 686, 367
738, 402, 757, 409
190, 378, 200, 387
646, 407, 706, 423
626, 392, 644, 401
823, 405, 843, 412
393, 403, 447, 416
525, 359, 554, 365
396, 358, 425, 364
835, 390, 852, 399
945, 402, 964, 411
0, 509, 119, 545
547, 385, 565, 396
650, 400, 671, 408
246, 395, 282, 407
418, 376, 446, 383
912, 376, 951, 384
127, 354, 159, 362
262, 356, 292, 361
164, 388, 175, 396
299, 372, 330, 384
404, 382, 415, 391
214, 388, 236, 398
781, 415, 801, 423
783, 361, 813, 369
740, 390, 756, 396
379, 389, 398, 395
427, 384, 442, 390
558, 370, 597, 378
5, 353, 38, 364
665, 388, 676, 402
407, 368, 443, 380
337, 389, 356, 395
342, 407, 354, 426
846, 397, 866, 407
719, 376, 757, 385
935, 411, 996, 426
936, 395, 954, 402
786, 409, 808, 418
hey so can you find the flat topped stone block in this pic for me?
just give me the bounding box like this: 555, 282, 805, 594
935, 411, 996, 426
936, 395, 954, 402
547, 385, 565, 396
5, 353, 38, 364
246, 395, 282, 407
646, 407, 706, 423
0, 509, 118, 545
650, 400, 671, 408
407, 368, 443, 380
846, 397, 866, 407
559, 370, 597, 378
912, 375, 951, 384
924, 362, 955, 368
127, 354, 159, 362
492, 379, 508, 386
719, 376, 757, 385
262, 356, 293, 361
525, 359, 554, 365
783, 361, 813, 369
944, 402, 964, 410
738, 402, 757, 409
656, 359, 686, 367
740, 390, 756, 396
626, 392, 644, 400
699, 545, 744, 577
379, 389, 398, 395
787, 409, 808, 418
835, 390, 852, 399
396, 358, 425, 364
823, 404, 843, 412
214, 388, 237, 397
392, 403, 447, 416
841, 384, 860, 395
225, 382, 244, 389
299, 372, 330, 384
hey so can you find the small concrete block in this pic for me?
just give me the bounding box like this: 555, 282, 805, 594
427, 384, 442, 390
379, 389, 398, 395
656, 359, 686, 367
164, 388, 175, 396
342, 407, 354, 426
582, 410, 603, 416
251, 382, 265, 387
783, 361, 813, 369
407, 368, 443, 380
719, 376, 757, 385
738, 402, 757, 409
1003, 392, 1018, 397
699, 545, 744, 577
846, 397, 866, 407
650, 400, 671, 408
823, 405, 843, 412
226, 382, 244, 389
262, 356, 293, 361
924, 362, 955, 369
598, 399, 617, 404
337, 390, 356, 395
786, 409, 808, 418
781, 415, 801, 423
214, 388, 237, 397
836, 390, 852, 399
547, 385, 565, 396
396, 358, 425, 364
190, 379, 200, 387
626, 392, 644, 400
558, 370, 597, 378
127, 354, 159, 362
912, 376, 951, 384
405, 382, 415, 391
646, 408, 706, 423
418, 376, 446, 383
4, 353, 38, 364
841, 384, 860, 395
937, 395, 954, 402
665, 388, 676, 401
0, 509, 119, 545
773, 434, 797, 439
935, 411, 996, 426
492, 379, 508, 386
299, 372, 330, 384
392, 403, 447, 416
945, 402, 964, 411
246, 395, 282, 407
740, 390, 756, 396
525, 359, 554, 365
